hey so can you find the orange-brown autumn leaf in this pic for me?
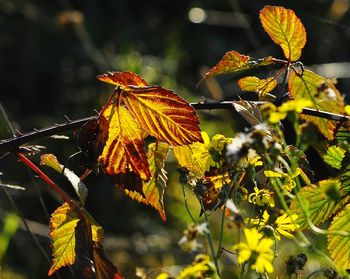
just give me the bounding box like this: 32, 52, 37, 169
201, 51, 274, 81
49, 203, 79, 276
99, 104, 151, 181
260, 6, 306, 62
122, 142, 170, 221
288, 70, 344, 140
237, 76, 277, 97
97, 71, 148, 88
97, 71, 202, 146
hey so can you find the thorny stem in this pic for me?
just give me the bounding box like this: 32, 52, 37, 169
0, 101, 349, 154
16, 152, 76, 209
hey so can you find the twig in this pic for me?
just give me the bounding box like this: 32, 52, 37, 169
0, 101, 348, 154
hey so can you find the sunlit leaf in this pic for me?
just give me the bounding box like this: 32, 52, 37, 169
99, 105, 151, 181
201, 51, 274, 81
328, 203, 350, 270
97, 71, 148, 88
290, 179, 344, 229
237, 76, 277, 97
48, 203, 79, 276
288, 70, 344, 140
323, 146, 346, 170
122, 142, 170, 221
259, 6, 306, 61
97, 71, 202, 146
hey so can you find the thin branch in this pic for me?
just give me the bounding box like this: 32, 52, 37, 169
0, 101, 348, 154
0, 116, 97, 153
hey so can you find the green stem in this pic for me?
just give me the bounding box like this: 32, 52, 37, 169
199, 198, 221, 277
181, 183, 197, 224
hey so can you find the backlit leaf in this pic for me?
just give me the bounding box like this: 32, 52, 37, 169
201, 51, 273, 80
99, 105, 151, 181
323, 146, 346, 170
98, 71, 202, 146
49, 203, 79, 276
328, 203, 350, 270
122, 142, 170, 221
122, 87, 202, 146
97, 71, 148, 88
289, 179, 344, 229
237, 76, 277, 97
288, 70, 344, 140
259, 6, 306, 61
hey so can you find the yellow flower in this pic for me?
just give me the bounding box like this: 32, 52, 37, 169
249, 210, 299, 240
248, 187, 275, 207
267, 99, 313, 124
192, 132, 232, 173
233, 228, 274, 273
264, 168, 302, 192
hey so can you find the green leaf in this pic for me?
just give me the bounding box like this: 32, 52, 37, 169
288, 70, 344, 140
49, 203, 79, 276
289, 179, 343, 229
323, 146, 346, 170
328, 203, 350, 270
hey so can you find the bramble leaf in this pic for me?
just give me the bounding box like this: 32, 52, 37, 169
328, 203, 350, 270
99, 105, 151, 181
122, 142, 170, 221
237, 76, 277, 97
259, 6, 306, 61
97, 71, 202, 146
288, 70, 344, 140
48, 203, 79, 276
289, 179, 344, 229
323, 146, 346, 170
201, 51, 273, 81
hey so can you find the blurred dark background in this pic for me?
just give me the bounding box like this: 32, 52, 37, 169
0, 0, 350, 278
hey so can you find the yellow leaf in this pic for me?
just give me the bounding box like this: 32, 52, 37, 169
99, 105, 151, 181
288, 70, 344, 140
237, 76, 277, 97
48, 203, 79, 276
260, 6, 307, 61
97, 71, 202, 146
123, 142, 170, 221
201, 51, 273, 81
